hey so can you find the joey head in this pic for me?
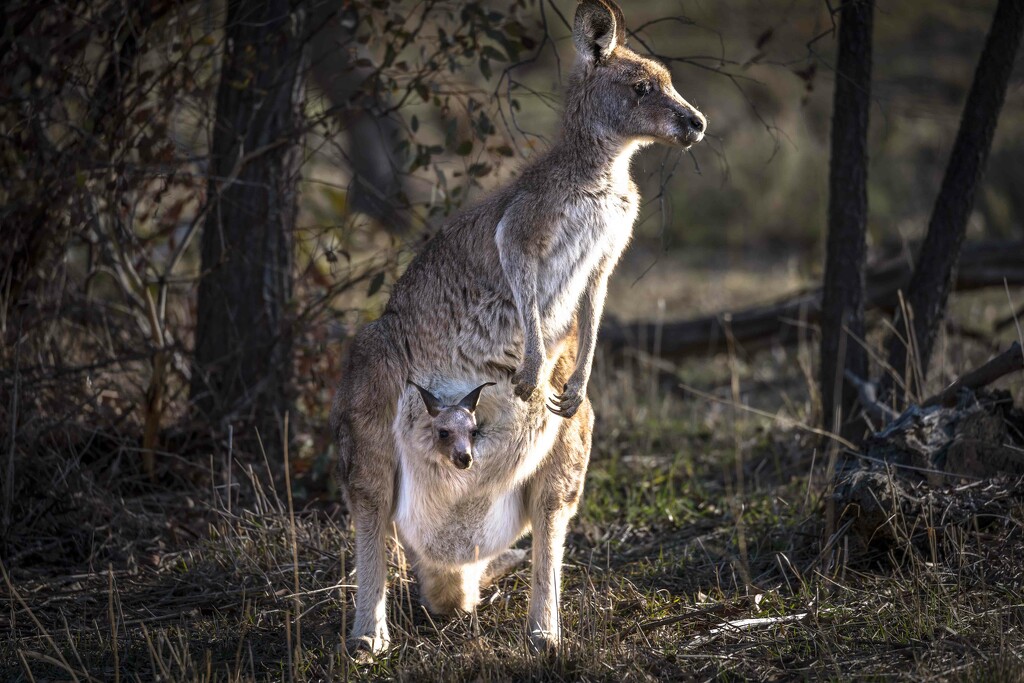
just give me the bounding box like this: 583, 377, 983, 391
410, 382, 495, 470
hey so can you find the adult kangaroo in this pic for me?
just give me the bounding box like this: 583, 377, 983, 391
331, 0, 706, 657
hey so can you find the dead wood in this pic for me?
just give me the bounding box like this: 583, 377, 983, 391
844, 343, 1023, 429
841, 342, 1024, 481
833, 382, 1024, 562
861, 390, 1024, 482
835, 468, 1024, 559
922, 341, 1023, 408
600, 241, 1024, 360
832, 340, 1023, 562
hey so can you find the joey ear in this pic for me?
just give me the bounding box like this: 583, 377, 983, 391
457, 382, 496, 413
573, 0, 625, 63
409, 381, 443, 418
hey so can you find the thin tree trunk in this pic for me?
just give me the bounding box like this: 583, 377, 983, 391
192, 0, 306, 445
820, 0, 873, 438
883, 0, 1024, 402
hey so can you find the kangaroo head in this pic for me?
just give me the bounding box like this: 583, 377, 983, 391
410, 382, 495, 470
567, 0, 706, 149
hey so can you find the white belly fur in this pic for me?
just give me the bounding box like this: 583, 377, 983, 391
537, 189, 636, 348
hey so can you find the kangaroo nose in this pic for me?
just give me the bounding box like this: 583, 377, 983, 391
453, 451, 472, 469
677, 108, 706, 145
689, 112, 706, 133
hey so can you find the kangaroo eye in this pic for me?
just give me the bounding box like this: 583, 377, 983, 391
634, 81, 653, 97
471, 429, 480, 438
438, 430, 449, 439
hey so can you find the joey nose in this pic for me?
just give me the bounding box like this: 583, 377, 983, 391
453, 451, 472, 470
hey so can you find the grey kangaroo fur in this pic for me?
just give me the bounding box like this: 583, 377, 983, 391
330, 0, 706, 657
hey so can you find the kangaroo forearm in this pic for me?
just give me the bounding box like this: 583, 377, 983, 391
499, 244, 545, 360
510, 282, 544, 359
522, 306, 544, 357
573, 274, 609, 383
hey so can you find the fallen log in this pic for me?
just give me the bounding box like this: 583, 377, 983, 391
600, 241, 1024, 359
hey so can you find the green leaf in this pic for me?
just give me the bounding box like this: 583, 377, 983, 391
481, 45, 506, 62
367, 272, 386, 297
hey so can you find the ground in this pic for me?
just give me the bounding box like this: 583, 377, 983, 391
3, 256, 1023, 682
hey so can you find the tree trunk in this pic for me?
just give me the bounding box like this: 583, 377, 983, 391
192, 0, 306, 445
883, 0, 1024, 402
820, 0, 874, 438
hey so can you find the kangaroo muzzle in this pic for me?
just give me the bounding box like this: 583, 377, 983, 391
676, 106, 706, 146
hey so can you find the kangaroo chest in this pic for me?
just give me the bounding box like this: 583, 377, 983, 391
537, 186, 638, 342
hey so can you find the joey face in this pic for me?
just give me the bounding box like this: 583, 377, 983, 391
410, 381, 494, 470
431, 407, 479, 470
571, 0, 707, 149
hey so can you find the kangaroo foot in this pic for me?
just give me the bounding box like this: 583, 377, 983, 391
482, 548, 529, 587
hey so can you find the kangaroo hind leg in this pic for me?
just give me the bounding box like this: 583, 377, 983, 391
334, 322, 404, 659
527, 399, 593, 655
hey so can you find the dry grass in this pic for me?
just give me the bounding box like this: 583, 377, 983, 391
3, 263, 1023, 681
4, 344, 1024, 682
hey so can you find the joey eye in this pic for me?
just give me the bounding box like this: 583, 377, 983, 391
634, 81, 653, 97
438, 429, 449, 439
471, 429, 480, 438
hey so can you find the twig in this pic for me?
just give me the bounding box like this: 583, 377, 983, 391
685, 612, 810, 648
994, 301, 1024, 333
843, 370, 899, 422
141, 287, 166, 481
16, 649, 37, 683
921, 342, 1023, 408
282, 412, 301, 680
19, 651, 99, 683
3, 339, 18, 536
108, 565, 120, 683
678, 383, 857, 450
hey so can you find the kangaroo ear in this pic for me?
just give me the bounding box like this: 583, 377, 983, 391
457, 382, 496, 414
409, 381, 443, 418
573, 0, 625, 63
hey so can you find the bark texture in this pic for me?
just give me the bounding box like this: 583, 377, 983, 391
820, 0, 873, 437
192, 0, 306, 440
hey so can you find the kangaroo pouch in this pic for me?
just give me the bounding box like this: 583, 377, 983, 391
392, 378, 561, 567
